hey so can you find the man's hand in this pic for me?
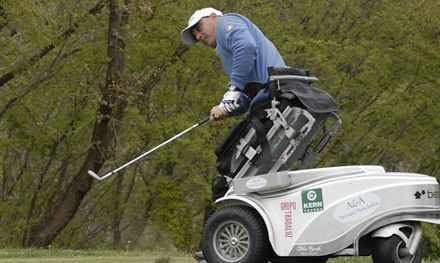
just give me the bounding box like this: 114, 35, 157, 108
210, 104, 229, 122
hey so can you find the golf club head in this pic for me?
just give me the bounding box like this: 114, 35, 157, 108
88, 170, 102, 180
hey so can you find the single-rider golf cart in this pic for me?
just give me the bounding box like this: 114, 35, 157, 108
201, 68, 440, 263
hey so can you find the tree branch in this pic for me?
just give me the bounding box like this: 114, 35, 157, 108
0, 0, 105, 88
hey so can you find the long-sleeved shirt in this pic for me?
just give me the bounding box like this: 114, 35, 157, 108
215, 13, 286, 113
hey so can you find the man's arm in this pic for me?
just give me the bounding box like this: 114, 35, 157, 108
219, 18, 257, 90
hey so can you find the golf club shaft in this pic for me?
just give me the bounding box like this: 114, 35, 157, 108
89, 116, 209, 181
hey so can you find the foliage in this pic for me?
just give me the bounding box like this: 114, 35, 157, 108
0, 0, 439, 256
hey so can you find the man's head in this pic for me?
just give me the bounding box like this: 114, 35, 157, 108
181, 7, 222, 48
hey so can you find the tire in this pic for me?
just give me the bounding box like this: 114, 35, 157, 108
202, 206, 269, 263
372, 235, 422, 263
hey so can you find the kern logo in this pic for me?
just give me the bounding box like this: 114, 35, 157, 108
302, 188, 324, 213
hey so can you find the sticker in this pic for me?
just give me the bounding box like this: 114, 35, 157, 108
281, 202, 296, 238
333, 193, 381, 222
301, 188, 324, 213
296, 245, 322, 256
226, 24, 233, 31
245, 177, 267, 190
414, 190, 439, 199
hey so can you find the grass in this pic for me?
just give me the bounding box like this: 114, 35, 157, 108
0, 249, 193, 263
0, 248, 438, 262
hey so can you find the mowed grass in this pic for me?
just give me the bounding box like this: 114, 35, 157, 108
0, 249, 193, 263
0, 248, 438, 262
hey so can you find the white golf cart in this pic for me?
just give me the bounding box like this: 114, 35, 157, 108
201, 69, 440, 263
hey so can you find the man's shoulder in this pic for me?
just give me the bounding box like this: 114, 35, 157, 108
217, 13, 252, 35
218, 13, 249, 26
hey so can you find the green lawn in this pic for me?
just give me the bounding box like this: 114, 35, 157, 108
0, 249, 438, 263
0, 249, 191, 263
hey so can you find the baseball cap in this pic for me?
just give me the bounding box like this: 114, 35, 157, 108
181, 7, 223, 45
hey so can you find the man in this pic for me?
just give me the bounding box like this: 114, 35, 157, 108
181, 7, 286, 261
181, 7, 286, 122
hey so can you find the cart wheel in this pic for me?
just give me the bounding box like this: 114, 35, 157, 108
372, 235, 422, 263
202, 206, 269, 263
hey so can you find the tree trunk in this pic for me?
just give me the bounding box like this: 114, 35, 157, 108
25, 0, 131, 247
112, 173, 124, 249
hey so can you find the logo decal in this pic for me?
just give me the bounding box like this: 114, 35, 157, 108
414, 190, 439, 199
333, 193, 381, 222
302, 188, 324, 213
296, 245, 322, 256
245, 177, 267, 190
281, 202, 296, 238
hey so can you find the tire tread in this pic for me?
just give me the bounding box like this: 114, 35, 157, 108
202, 206, 269, 263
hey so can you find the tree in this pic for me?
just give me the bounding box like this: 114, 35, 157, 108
24, 0, 131, 247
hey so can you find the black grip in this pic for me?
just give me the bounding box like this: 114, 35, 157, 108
197, 116, 209, 125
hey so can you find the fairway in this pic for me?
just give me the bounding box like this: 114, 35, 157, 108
0, 249, 194, 263
0, 256, 194, 263
0, 249, 439, 262
0, 249, 364, 262
0, 256, 362, 263
0, 255, 370, 263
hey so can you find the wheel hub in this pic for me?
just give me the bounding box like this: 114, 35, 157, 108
213, 220, 250, 262
396, 241, 414, 262
230, 237, 238, 246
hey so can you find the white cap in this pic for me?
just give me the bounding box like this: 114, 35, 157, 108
181, 7, 223, 45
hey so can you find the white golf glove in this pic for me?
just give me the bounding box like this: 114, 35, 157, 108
218, 89, 250, 116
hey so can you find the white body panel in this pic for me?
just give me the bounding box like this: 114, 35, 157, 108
217, 165, 440, 257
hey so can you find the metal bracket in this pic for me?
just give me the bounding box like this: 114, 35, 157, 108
265, 99, 297, 139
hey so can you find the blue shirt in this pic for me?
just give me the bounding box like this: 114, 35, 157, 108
215, 13, 285, 113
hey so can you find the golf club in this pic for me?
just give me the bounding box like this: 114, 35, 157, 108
88, 116, 209, 181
